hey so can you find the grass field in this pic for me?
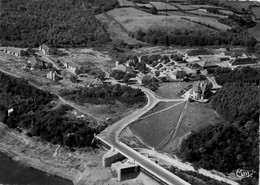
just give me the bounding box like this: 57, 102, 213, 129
221, 1, 258, 12
248, 22, 260, 42
117, 0, 134, 6
188, 4, 220, 9
136, 3, 152, 8
130, 101, 185, 147
117, 15, 214, 32
218, 9, 234, 15
161, 101, 226, 153
150, 2, 178, 10
184, 16, 231, 31
252, 7, 260, 19
170, 3, 196, 10
187, 9, 227, 18
107, 7, 151, 18
140, 101, 184, 118
95, 11, 143, 45
155, 82, 194, 99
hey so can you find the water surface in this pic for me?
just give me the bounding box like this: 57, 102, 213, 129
0, 152, 73, 185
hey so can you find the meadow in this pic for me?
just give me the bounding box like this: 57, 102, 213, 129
184, 16, 231, 31
248, 22, 260, 42
252, 7, 260, 19
155, 82, 194, 99
161, 101, 225, 153
150, 2, 178, 10
130, 101, 185, 147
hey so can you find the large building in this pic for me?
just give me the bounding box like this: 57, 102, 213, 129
2, 47, 28, 57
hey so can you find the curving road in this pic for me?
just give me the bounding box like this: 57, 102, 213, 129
97, 87, 190, 185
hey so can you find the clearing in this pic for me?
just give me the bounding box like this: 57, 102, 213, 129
95, 10, 144, 45
155, 82, 194, 99
183, 16, 231, 31
117, 0, 134, 6
140, 101, 184, 119
248, 22, 260, 42
150, 2, 178, 10
105, 7, 214, 32
52, 48, 112, 70
129, 101, 185, 147
161, 101, 226, 153
252, 7, 260, 19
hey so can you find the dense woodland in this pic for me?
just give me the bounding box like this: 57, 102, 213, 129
59, 83, 146, 105
130, 28, 257, 47
180, 67, 259, 185
0, 0, 115, 47
0, 72, 102, 148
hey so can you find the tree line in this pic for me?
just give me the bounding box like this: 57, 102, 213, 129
180, 67, 259, 185
0, 71, 103, 148
130, 28, 257, 47
0, 0, 112, 48
59, 83, 146, 105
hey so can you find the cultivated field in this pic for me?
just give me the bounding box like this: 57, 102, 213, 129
116, 15, 213, 32
107, 7, 151, 18
161, 101, 226, 153
188, 4, 220, 9
218, 9, 234, 15
118, 0, 134, 6
169, 3, 196, 10
187, 9, 227, 18
95, 12, 143, 45
221, 1, 259, 12
184, 16, 231, 31
136, 3, 153, 8
252, 7, 260, 19
248, 22, 260, 42
155, 82, 194, 99
129, 101, 185, 147
150, 2, 178, 10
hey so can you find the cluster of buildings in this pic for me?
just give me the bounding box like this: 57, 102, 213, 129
184, 48, 258, 69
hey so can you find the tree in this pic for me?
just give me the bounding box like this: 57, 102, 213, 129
47, 63, 53, 70
70, 75, 78, 83
75, 68, 81, 75
151, 7, 158, 15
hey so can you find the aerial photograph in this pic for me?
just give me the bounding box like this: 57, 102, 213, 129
0, 0, 259, 185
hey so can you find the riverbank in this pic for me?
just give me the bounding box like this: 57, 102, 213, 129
0, 122, 159, 185
0, 122, 109, 184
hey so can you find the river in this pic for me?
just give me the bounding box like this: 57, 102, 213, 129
0, 152, 73, 185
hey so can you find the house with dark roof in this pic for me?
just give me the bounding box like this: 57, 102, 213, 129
229, 57, 257, 67
190, 81, 212, 100
88, 78, 104, 87
170, 70, 188, 80
3, 47, 28, 57
137, 73, 158, 85
39, 44, 54, 55
27, 56, 46, 70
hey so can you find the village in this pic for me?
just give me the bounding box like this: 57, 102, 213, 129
0, 45, 259, 103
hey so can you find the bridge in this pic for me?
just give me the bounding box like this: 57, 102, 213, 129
96, 87, 190, 185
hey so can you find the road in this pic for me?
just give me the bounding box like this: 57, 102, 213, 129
98, 87, 190, 185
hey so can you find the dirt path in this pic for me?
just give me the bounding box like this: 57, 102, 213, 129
155, 101, 188, 150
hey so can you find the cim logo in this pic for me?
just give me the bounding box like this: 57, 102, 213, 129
236, 169, 256, 178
